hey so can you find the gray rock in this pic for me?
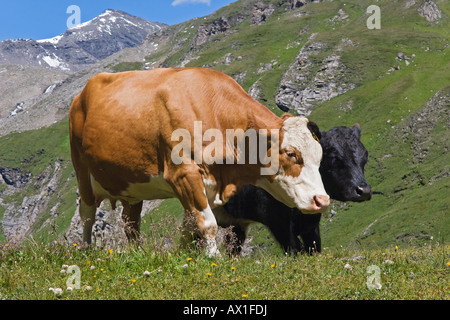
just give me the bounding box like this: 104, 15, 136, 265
418, 0, 442, 22
251, 1, 275, 25
195, 17, 230, 46
275, 36, 355, 115
0, 167, 31, 188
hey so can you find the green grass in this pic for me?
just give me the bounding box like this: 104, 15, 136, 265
0, 239, 448, 300
111, 61, 144, 73
0, 0, 449, 300
0, 119, 71, 175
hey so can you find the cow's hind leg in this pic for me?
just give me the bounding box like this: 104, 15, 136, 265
121, 201, 143, 242
80, 200, 96, 244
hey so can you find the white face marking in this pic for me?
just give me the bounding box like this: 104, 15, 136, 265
259, 117, 329, 212
281, 117, 328, 212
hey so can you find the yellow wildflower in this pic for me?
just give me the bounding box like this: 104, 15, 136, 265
186, 257, 192, 262
242, 294, 248, 298
108, 248, 113, 254
271, 264, 275, 268
206, 272, 212, 277
132, 279, 136, 283
86, 260, 91, 265
231, 266, 235, 271
73, 243, 77, 247
211, 263, 217, 267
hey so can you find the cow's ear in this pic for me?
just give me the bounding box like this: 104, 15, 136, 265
307, 121, 321, 142
352, 123, 361, 138
281, 113, 294, 121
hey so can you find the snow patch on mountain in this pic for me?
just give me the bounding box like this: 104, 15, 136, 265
37, 35, 63, 45
0, 9, 166, 72
41, 54, 70, 71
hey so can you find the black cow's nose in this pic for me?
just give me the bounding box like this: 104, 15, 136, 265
356, 185, 372, 201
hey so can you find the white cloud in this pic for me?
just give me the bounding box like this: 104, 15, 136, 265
171, 0, 211, 6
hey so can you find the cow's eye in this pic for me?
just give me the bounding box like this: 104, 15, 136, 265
287, 151, 297, 160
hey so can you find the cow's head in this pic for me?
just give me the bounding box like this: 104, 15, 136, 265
319, 124, 372, 202
257, 115, 330, 214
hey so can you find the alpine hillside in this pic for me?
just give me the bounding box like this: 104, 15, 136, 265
0, 0, 448, 254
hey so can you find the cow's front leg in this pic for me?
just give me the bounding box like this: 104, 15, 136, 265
182, 206, 219, 257
168, 166, 220, 257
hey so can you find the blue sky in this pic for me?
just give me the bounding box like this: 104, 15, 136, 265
0, 0, 236, 41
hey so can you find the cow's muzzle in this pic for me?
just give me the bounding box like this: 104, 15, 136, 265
355, 185, 372, 202
309, 195, 330, 213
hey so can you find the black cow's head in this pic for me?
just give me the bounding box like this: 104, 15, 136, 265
319, 124, 371, 202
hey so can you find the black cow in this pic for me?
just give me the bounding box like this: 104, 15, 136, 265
216, 124, 371, 255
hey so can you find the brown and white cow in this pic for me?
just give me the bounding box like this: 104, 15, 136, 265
69, 67, 329, 256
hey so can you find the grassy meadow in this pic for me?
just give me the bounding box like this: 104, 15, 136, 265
0, 237, 448, 300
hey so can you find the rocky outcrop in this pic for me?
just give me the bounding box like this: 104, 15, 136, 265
0, 160, 63, 244
418, 0, 442, 22
251, 1, 275, 25
285, 0, 317, 10
195, 17, 231, 46
398, 87, 450, 165
275, 35, 356, 115
0, 167, 31, 188
65, 199, 163, 248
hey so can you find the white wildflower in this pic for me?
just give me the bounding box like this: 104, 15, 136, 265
49, 287, 63, 295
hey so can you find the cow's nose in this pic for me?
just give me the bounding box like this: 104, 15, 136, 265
312, 195, 330, 213
356, 185, 372, 201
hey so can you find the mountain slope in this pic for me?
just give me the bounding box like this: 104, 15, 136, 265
0, 9, 165, 72
0, 0, 448, 251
